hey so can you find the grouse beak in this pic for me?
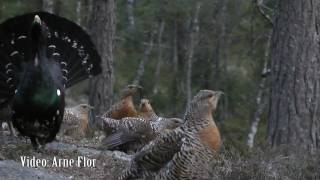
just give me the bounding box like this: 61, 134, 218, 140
33, 15, 41, 25
217, 91, 224, 96
136, 85, 143, 89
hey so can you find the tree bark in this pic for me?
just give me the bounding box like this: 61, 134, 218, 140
88, 0, 116, 115
186, 2, 201, 104
268, 0, 320, 151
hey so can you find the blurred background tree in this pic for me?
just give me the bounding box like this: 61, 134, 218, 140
0, 0, 275, 150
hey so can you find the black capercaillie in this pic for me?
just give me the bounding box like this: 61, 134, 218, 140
0, 12, 101, 149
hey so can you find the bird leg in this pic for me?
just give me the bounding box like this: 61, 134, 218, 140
8, 120, 16, 137
30, 136, 39, 150
38, 144, 46, 153
37, 138, 47, 152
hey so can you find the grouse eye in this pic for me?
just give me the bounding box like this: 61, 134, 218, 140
207, 94, 214, 98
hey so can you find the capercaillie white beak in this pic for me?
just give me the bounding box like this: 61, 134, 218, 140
33, 15, 41, 25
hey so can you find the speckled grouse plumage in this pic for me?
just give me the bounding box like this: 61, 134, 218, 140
99, 115, 183, 153
138, 98, 184, 128
61, 104, 94, 139
99, 98, 183, 152
102, 84, 142, 119
138, 98, 157, 121
0, 12, 101, 149
120, 90, 223, 180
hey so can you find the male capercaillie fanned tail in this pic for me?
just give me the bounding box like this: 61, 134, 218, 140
0, 12, 102, 149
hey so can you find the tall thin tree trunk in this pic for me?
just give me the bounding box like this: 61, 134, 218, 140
186, 2, 201, 104
0, 1, 2, 19
42, 0, 54, 13
54, 0, 62, 15
88, 0, 116, 115
219, 0, 230, 121
268, 0, 320, 152
152, 20, 165, 95
133, 29, 155, 85
171, 20, 180, 115
42, 0, 61, 15
127, 0, 135, 29
83, 0, 93, 29
247, 31, 271, 149
76, 0, 82, 25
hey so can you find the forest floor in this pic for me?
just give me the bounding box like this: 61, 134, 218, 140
0, 130, 131, 180
1, 129, 320, 180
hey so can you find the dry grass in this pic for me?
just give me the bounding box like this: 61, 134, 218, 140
1, 128, 320, 180
208, 145, 320, 180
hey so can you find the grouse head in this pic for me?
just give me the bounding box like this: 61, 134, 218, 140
71, 104, 94, 117
185, 90, 223, 122
139, 98, 153, 113
161, 118, 184, 131
29, 15, 48, 63
120, 84, 142, 98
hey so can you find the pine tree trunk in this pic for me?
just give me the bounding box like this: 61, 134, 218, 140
186, 2, 201, 104
268, 0, 320, 151
88, 0, 115, 115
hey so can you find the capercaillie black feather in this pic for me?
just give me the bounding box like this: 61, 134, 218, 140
0, 12, 102, 149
